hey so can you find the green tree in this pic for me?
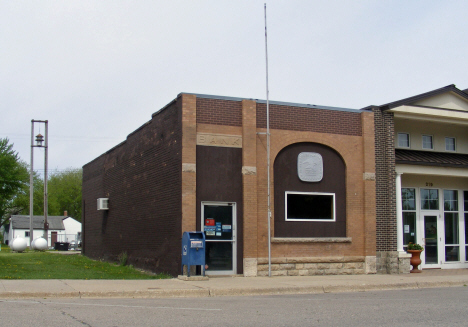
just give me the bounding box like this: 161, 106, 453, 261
0, 138, 29, 227
47, 168, 82, 221
10, 171, 44, 217
11, 168, 82, 222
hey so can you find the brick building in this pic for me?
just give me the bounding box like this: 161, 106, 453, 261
82, 93, 376, 276
369, 85, 468, 273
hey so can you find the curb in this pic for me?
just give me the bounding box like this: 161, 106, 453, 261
0, 280, 467, 299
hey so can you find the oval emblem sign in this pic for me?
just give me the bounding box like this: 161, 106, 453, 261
298, 152, 323, 182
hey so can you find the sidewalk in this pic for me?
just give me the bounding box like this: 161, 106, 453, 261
1, 269, 467, 299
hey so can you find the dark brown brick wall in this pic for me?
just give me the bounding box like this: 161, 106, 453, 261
195, 145, 244, 274
373, 108, 396, 252
82, 99, 183, 276
257, 103, 362, 136
196, 97, 242, 126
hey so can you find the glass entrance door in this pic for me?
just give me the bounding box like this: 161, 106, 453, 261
423, 215, 440, 268
201, 202, 236, 275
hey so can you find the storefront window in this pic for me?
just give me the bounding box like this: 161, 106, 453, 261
465, 212, 468, 262
421, 189, 439, 210
402, 188, 416, 210
444, 190, 458, 211
444, 190, 459, 262
403, 212, 416, 245
402, 188, 416, 247
464, 191, 468, 261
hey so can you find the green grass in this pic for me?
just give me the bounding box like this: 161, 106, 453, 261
0, 245, 171, 280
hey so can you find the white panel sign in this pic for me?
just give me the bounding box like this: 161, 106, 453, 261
298, 152, 323, 182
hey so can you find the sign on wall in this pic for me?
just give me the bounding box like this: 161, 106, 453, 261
197, 133, 242, 148
297, 152, 323, 182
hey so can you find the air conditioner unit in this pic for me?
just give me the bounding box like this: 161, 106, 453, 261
97, 198, 109, 210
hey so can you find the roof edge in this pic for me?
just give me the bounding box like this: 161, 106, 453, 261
379, 84, 468, 111
183, 92, 361, 113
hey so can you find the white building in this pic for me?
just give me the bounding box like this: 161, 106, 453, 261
4, 215, 82, 248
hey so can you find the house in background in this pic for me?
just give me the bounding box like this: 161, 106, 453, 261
3, 212, 81, 247
82, 93, 376, 277
368, 84, 468, 273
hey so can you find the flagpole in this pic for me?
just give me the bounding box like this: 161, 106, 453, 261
264, 3, 272, 277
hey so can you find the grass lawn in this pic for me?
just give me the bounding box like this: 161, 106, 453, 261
0, 245, 171, 280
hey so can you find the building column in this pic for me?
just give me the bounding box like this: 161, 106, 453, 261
395, 172, 404, 252
361, 111, 377, 274
242, 99, 258, 276
181, 94, 197, 234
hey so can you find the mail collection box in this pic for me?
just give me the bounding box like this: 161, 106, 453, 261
181, 231, 205, 277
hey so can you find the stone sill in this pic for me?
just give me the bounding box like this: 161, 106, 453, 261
257, 256, 366, 264
271, 237, 352, 243
399, 251, 411, 258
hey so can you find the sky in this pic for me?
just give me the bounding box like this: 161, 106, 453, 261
1, 1, 468, 174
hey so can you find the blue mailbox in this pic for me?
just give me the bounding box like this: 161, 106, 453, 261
181, 231, 206, 277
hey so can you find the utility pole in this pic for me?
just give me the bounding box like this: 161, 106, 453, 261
30, 120, 49, 249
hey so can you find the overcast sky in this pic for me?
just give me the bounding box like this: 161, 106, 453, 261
1, 1, 468, 174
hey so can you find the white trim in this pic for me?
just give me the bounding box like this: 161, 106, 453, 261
391, 105, 468, 124
396, 164, 468, 177
420, 210, 442, 269
285, 191, 336, 222
396, 173, 404, 252
404, 186, 467, 269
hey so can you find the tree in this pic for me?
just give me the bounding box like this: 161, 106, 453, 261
11, 168, 82, 222
9, 171, 44, 218
0, 138, 29, 227
47, 168, 82, 221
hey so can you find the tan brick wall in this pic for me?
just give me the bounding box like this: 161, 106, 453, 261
181, 94, 197, 234
242, 100, 258, 262
362, 111, 376, 258
255, 120, 376, 261
196, 123, 242, 136
191, 95, 376, 275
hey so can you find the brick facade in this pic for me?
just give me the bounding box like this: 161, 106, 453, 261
372, 107, 401, 273
82, 99, 183, 276
82, 93, 377, 277
256, 103, 362, 136
196, 97, 242, 127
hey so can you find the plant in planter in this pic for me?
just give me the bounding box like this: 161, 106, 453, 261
406, 242, 424, 273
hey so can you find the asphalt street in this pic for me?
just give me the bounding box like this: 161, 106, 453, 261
1, 287, 467, 327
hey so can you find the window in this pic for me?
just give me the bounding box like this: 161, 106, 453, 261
464, 191, 468, 261
402, 188, 416, 247
421, 189, 439, 210
422, 135, 433, 150
285, 191, 335, 221
25, 231, 30, 237
444, 190, 459, 261
398, 133, 410, 148
445, 137, 456, 151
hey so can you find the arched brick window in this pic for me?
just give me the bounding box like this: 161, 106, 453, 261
274, 142, 346, 237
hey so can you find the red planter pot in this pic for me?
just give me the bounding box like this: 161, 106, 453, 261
407, 250, 423, 273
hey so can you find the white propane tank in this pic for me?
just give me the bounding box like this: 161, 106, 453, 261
11, 237, 27, 252
33, 237, 48, 251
